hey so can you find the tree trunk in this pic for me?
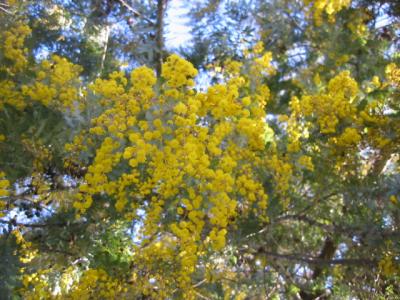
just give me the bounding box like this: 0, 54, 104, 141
155, 0, 166, 77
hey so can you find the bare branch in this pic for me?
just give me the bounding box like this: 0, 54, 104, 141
98, 25, 110, 76
192, 279, 207, 288
256, 247, 377, 266
155, 0, 167, 77
0, 5, 11, 14
0, 219, 84, 228
117, 0, 154, 25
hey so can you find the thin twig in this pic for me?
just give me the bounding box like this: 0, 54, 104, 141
192, 278, 207, 288
245, 192, 338, 239
194, 291, 211, 300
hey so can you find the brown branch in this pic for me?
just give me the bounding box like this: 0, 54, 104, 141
155, 0, 167, 77
295, 191, 338, 216
274, 214, 400, 240
275, 214, 336, 232
256, 247, 377, 266
0, 219, 83, 228
192, 279, 207, 288
312, 237, 336, 279
117, 0, 155, 25
246, 209, 400, 248
370, 146, 393, 176
39, 245, 76, 257
245, 192, 338, 240
299, 237, 335, 300
0, 5, 11, 14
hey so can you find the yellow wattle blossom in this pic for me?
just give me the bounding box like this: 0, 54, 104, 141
13, 230, 38, 264
174, 102, 188, 114
389, 195, 398, 205
335, 127, 361, 147
0, 24, 83, 113
385, 63, 400, 88
0, 172, 10, 216
65, 269, 124, 299
267, 155, 293, 196
291, 71, 359, 134
298, 155, 314, 171
0, 80, 26, 110
130, 66, 157, 108
162, 54, 198, 88
22, 55, 83, 111
286, 67, 400, 180
1, 23, 31, 73
22, 268, 125, 300
303, 0, 351, 25
345, 8, 371, 41
379, 254, 398, 277
0, 172, 10, 197
67, 53, 272, 294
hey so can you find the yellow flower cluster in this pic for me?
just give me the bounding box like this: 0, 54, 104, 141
65, 269, 124, 299
285, 68, 400, 177
303, 0, 351, 25
379, 254, 398, 277
0, 79, 26, 110
346, 10, 369, 40
245, 43, 273, 108
0, 24, 83, 112
22, 55, 83, 111
334, 127, 361, 147
0, 23, 31, 111
129, 237, 183, 298
1, 23, 31, 73
389, 195, 398, 205
74, 137, 121, 213
21, 268, 125, 300
70, 53, 272, 294
21, 269, 52, 300
161, 54, 198, 89
130, 66, 157, 107
298, 155, 314, 171
0, 172, 10, 197
385, 63, 400, 88
291, 71, 359, 134
0, 172, 10, 216
13, 230, 38, 264
267, 154, 293, 197
90, 71, 127, 105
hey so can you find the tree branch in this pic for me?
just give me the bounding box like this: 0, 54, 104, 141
0, 219, 82, 229
117, 0, 155, 25
98, 24, 110, 77
155, 0, 167, 77
256, 247, 377, 266
0, 5, 11, 14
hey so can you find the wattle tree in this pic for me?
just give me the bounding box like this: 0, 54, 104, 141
0, 0, 399, 299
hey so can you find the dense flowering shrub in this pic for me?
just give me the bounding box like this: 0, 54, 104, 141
0, 10, 399, 298
68, 50, 272, 297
